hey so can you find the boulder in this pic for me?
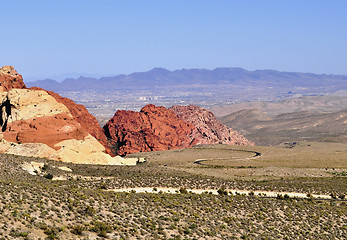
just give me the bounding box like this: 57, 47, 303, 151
0, 66, 26, 92
21, 161, 45, 176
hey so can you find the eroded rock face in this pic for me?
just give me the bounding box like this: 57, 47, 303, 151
3, 113, 87, 149
30, 87, 112, 155
0, 66, 26, 92
103, 104, 195, 155
55, 134, 127, 165
7, 143, 57, 160
0, 89, 86, 148
170, 105, 255, 146
0, 89, 72, 124
0, 66, 140, 165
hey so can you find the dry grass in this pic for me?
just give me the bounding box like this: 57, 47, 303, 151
131, 142, 347, 169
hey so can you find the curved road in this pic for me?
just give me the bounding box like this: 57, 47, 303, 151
193, 148, 262, 165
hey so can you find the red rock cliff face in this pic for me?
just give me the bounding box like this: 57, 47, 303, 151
0, 67, 91, 150
0, 66, 111, 154
29, 87, 113, 155
103, 104, 195, 155
4, 113, 87, 149
0, 88, 90, 150
170, 105, 254, 146
0, 66, 26, 92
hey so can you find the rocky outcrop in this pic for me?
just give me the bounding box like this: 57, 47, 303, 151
54, 135, 142, 165
3, 113, 87, 149
0, 66, 139, 165
103, 104, 195, 155
170, 105, 254, 146
0, 89, 72, 123
6, 142, 57, 160
30, 87, 112, 155
0, 66, 26, 92
104, 104, 254, 155
1, 89, 86, 149
0, 136, 143, 165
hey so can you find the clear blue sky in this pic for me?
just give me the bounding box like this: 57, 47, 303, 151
1, 0, 347, 80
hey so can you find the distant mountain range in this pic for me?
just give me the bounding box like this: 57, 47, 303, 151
25, 72, 118, 82
26, 67, 347, 92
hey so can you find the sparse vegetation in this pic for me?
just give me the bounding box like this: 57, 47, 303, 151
0, 143, 346, 239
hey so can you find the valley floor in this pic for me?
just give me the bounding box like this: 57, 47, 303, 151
0, 142, 346, 239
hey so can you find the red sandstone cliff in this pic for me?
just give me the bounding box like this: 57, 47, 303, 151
30, 87, 112, 154
0, 66, 110, 154
4, 113, 87, 149
103, 104, 196, 155
104, 104, 254, 155
0, 65, 137, 164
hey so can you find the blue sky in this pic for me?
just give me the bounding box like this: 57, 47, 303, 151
1, 0, 347, 80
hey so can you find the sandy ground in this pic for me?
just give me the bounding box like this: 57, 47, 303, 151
110, 187, 333, 200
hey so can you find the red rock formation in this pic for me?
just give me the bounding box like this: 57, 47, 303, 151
30, 87, 113, 155
3, 113, 87, 149
170, 105, 254, 146
0, 66, 26, 92
103, 104, 195, 155
0, 66, 253, 158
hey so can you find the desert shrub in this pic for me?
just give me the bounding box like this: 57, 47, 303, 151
71, 225, 85, 235
42, 164, 50, 171
98, 182, 108, 190
330, 193, 337, 199
217, 187, 228, 195
44, 173, 54, 180
179, 188, 188, 194
89, 221, 113, 235
283, 194, 290, 200
277, 194, 284, 200
84, 205, 96, 216
9, 229, 29, 238
44, 226, 61, 239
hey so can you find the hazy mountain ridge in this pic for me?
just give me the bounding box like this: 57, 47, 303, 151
26, 67, 347, 92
